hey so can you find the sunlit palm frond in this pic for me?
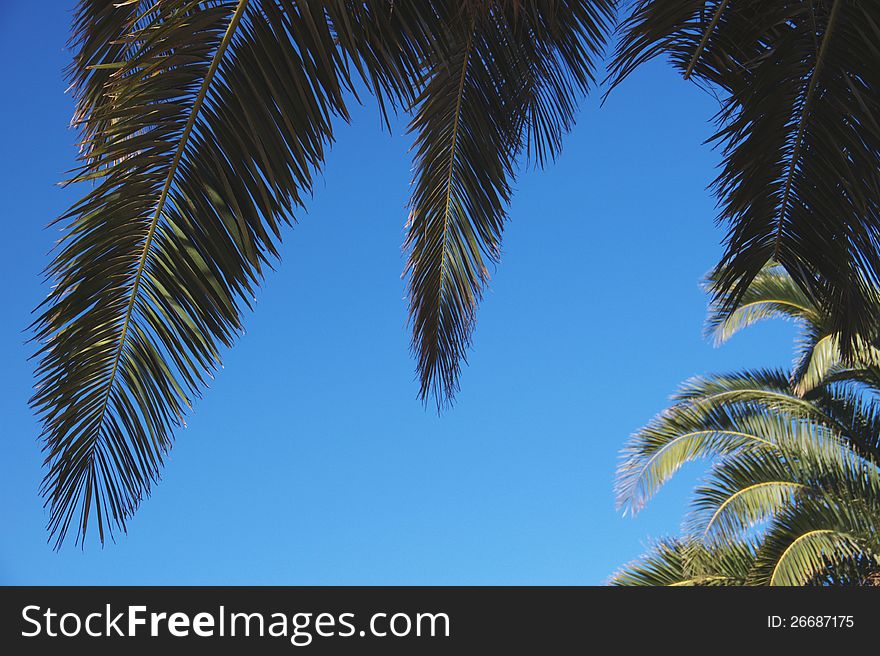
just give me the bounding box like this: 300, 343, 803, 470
704, 263, 821, 345
617, 264, 880, 585
671, 370, 846, 435
704, 263, 880, 394
689, 451, 806, 543
609, 537, 756, 586
749, 490, 880, 586
793, 331, 880, 396
688, 416, 871, 543
616, 372, 805, 514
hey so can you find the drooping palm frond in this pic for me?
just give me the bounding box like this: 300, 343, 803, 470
33, 1, 618, 548
688, 415, 872, 542
704, 263, 820, 346
609, 1, 880, 358
609, 537, 757, 586
32, 0, 432, 548
688, 447, 807, 542
809, 384, 880, 458
749, 493, 880, 586
403, 0, 614, 406
616, 379, 792, 515
790, 331, 880, 396
617, 367, 880, 585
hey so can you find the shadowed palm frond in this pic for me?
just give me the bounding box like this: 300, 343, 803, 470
609, 0, 880, 359
404, 0, 614, 407
32, 0, 425, 548
33, 0, 618, 548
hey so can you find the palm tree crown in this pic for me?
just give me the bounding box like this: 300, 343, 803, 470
612, 265, 880, 586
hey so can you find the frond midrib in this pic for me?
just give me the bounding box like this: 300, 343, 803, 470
772, 0, 842, 259
683, 0, 730, 80
768, 528, 838, 586
437, 18, 476, 309
704, 480, 806, 536
93, 0, 250, 441
620, 429, 780, 510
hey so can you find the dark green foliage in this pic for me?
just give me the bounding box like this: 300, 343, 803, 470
614, 266, 880, 585
609, 1, 880, 361
31, 1, 613, 548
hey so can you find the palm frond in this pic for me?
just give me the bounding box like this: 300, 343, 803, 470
749, 493, 880, 586
617, 367, 866, 514
616, 372, 802, 514
690, 454, 805, 543
704, 263, 820, 345
688, 416, 871, 542
609, 537, 756, 586
705, 263, 880, 394
403, 0, 614, 407
671, 370, 840, 429
793, 331, 880, 396
609, 1, 880, 357
32, 0, 361, 548
617, 263, 880, 585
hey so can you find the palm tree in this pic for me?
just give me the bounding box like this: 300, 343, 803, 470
32, 1, 880, 549
611, 265, 880, 585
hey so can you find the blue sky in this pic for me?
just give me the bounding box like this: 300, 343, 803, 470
0, 3, 796, 585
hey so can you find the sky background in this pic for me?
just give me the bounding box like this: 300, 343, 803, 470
0, 2, 796, 585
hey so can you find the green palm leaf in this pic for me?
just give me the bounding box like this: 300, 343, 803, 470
706, 263, 880, 394
616, 414, 783, 517
705, 263, 820, 346
616, 373, 802, 514
617, 266, 880, 585
750, 493, 880, 586
691, 456, 806, 543
610, 537, 756, 586
688, 417, 868, 542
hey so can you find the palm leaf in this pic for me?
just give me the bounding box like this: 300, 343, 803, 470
704, 263, 821, 346
690, 456, 805, 542
31, 0, 375, 548
688, 416, 868, 542
609, 0, 880, 357
704, 263, 880, 394
403, 0, 614, 406
609, 537, 756, 586
749, 492, 880, 586
617, 368, 864, 514
617, 261, 880, 585
616, 372, 802, 514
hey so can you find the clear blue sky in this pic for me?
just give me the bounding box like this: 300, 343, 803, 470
0, 3, 795, 585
